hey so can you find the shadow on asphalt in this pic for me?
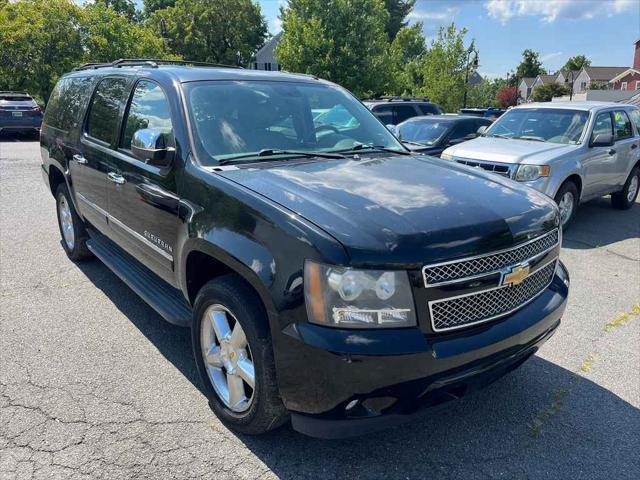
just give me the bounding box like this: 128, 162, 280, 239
562, 196, 640, 251
74, 246, 640, 478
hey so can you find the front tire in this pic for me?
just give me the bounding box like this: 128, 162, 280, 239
55, 184, 92, 261
192, 275, 288, 435
554, 181, 579, 228
611, 166, 639, 210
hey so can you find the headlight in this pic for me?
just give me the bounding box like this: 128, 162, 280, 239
304, 261, 416, 329
440, 152, 453, 160
515, 164, 550, 181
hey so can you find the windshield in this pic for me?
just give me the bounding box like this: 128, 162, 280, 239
485, 108, 589, 145
184, 80, 404, 164
397, 120, 450, 146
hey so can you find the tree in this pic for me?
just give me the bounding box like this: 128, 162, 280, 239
562, 55, 590, 72
411, 23, 475, 112
384, 0, 415, 40
142, 0, 175, 18
94, 0, 137, 22
387, 23, 426, 94
495, 86, 518, 108
467, 77, 507, 108
82, 3, 170, 63
531, 83, 570, 102
149, 0, 267, 65
0, 0, 84, 103
515, 49, 546, 79
276, 0, 391, 98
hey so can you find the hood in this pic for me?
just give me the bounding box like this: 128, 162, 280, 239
445, 136, 579, 165
219, 155, 559, 267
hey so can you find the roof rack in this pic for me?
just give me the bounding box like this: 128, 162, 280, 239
0, 91, 29, 95
73, 59, 243, 71
365, 96, 431, 103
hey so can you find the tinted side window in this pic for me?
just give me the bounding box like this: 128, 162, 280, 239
592, 112, 613, 139
44, 76, 94, 132
121, 81, 173, 150
613, 110, 632, 139
394, 105, 418, 123
450, 121, 476, 140
629, 109, 640, 134
85, 78, 128, 144
418, 104, 440, 115
372, 105, 394, 124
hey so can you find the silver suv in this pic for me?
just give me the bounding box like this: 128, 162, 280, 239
441, 102, 640, 226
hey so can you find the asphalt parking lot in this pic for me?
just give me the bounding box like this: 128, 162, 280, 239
1, 135, 639, 480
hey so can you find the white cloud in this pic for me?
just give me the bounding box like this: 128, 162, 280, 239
485, 0, 638, 24
540, 51, 563, 62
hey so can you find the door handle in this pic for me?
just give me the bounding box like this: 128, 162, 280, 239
107, 172, 126, 185
72, 154, 87, 165
607, 148, 616, 155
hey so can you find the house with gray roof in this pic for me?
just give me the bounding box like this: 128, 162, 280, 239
571, 66, 628, 94
517, 77, 536, 102
250, 32, 282, 71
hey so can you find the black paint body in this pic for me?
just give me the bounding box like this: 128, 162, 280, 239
40, 66, 568, 435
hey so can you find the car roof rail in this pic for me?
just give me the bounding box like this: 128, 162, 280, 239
73, 58, 244, 71
365, 96, 431, 103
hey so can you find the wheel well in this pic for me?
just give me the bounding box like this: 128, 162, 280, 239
560, 174, 582, 199
185, 250, 235, 304
48, 166, 65, 197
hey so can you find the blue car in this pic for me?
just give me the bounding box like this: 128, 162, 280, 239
0, 91, 43, 136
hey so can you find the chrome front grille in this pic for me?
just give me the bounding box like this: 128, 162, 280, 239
423, 229, 559, 286
429, 260, 557, 332
455, 159, 511, 177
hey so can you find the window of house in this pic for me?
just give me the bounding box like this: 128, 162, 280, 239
253, 62, 258, 70
580, 81, 587, 91
265, 62, 271, 71
85, 77, 128, 145
120, 80, 173, 151
613, 110, 632, 139
621, 82, 628, 90
635, 80, 640, 90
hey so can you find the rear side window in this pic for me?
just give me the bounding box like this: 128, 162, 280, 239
629, 109, 640, 134
120, 80, 173, 150
44, 77, 94, 132
85, 77, 128, 144
612, 110, 632, 139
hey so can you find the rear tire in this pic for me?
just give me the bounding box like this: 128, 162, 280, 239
192, 275, 288, 435
55, 184, 92, 261
611, 166, 639, 210
554, 181, 579, 228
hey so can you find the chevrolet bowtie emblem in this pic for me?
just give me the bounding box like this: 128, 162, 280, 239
502, 263, 530, 287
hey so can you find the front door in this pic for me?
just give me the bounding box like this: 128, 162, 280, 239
73, 77, 130, 231
106, 79, 181, 284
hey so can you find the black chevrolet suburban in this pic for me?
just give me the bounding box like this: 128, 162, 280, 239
40, 59, 569, 438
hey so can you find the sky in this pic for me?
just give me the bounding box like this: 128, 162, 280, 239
257, 0, 640, 78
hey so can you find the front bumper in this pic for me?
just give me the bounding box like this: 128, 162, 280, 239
275, 262, 569, 438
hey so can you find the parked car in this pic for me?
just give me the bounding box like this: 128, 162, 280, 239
459, 107, 505, 121
394, 115, 493, 157
364, 97, 443, 125
40, 59, 569, 438
442, 102, 640, 226
0, 91, 43, 135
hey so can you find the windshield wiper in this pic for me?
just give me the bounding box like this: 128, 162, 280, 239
487, 133, 511, 139
402, 140, 430, 147
219, 148, 346, 165
513, 135, 545, 142
337, 143, 412, 155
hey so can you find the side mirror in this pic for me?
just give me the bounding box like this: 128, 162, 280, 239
590, 133, 614, 147
131, 129, 174, 167
477, 126, 488, 136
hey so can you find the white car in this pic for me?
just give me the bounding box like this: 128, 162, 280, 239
441, 102, 640, 226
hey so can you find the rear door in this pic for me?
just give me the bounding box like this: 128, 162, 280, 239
74, 76, 130, 232
582, 110, 617, 197
106, 79, 180, 283
611, 110, 637, 187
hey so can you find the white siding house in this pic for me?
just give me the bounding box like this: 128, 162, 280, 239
517, 77, 535, 102
250, 32, 282, 71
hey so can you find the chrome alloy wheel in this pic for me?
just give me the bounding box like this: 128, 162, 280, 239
200, 305, 255, 412
627, 174, 639, 203
558, 191, 574, 226
58, 195, 75, 250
